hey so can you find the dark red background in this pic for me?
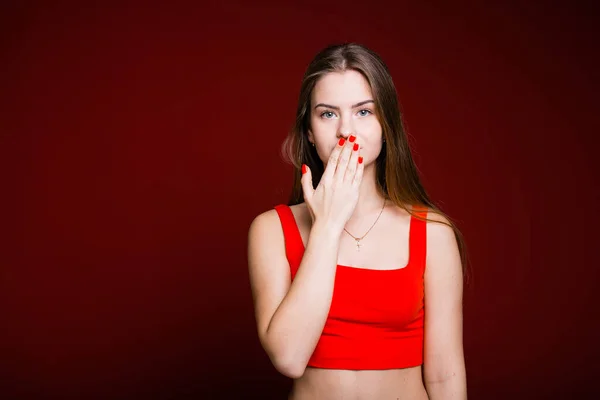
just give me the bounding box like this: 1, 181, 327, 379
1, 1, 598, 399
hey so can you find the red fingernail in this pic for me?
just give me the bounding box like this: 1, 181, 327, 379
353, 143, 359, 151
349, 135, 356, 142
338, 138, 346, 146
301, 164, 307, 174
358, 156, 363, 164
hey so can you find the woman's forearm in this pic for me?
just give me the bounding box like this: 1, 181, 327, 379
265, 221, 342, 378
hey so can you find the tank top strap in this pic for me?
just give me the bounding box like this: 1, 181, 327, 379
273, 204, 304, 279
409, 205, 428, 273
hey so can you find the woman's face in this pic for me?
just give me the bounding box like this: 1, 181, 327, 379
308, 70, 383, 166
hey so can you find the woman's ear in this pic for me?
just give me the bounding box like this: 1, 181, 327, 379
307, 129, 314, 144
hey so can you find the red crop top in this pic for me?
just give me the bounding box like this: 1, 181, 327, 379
274, 204, 428, 370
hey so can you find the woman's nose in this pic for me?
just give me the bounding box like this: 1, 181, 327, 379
338, 120, 355, 138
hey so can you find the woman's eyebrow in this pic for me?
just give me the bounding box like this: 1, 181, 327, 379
314, 100, 374, 110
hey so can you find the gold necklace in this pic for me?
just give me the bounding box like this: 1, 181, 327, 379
343, 199, 386, 251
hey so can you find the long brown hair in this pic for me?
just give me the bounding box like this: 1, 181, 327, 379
280, 43, 470, 282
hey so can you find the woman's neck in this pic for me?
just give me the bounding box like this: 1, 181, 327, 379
348, 164, 387, 222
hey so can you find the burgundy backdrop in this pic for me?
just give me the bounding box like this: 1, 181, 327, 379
1, 1, 598, 399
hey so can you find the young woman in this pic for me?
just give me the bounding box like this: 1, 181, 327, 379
248, 43, 468, 400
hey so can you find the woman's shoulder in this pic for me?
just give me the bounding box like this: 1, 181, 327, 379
420, 207, 458, 263
389, 203, 453, 237
271, 202, 309, 220
399, 203, 448, 223
249, 202, 308, 231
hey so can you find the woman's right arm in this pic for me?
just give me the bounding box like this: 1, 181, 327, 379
248, 136, 364, 378
248, 211, 342, 379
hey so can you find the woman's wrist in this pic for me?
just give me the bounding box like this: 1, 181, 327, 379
310, 220, 343, 242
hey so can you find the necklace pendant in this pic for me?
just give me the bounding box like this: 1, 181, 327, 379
355, 239, 361, 251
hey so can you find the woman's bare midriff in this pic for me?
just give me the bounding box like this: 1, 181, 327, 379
288, 366, 429, 400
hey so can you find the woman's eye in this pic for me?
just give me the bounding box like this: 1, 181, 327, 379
320, 110, 371, 118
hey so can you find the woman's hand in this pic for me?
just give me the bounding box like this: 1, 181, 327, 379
301, 135, 365, 232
